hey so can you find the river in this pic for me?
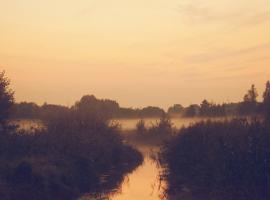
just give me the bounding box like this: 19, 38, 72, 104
14, 117, 228, 200
80, 145, 165, 200
80, 117, 228, 200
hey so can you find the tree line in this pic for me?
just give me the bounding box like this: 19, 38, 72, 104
10, 81, 270, 120
169, 82, 270, 118
10, 96, 165, 120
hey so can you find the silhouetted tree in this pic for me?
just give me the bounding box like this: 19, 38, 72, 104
239, 84, 258, 115
263, 81, 270, 121
0, 71, 14, 127
40, 103, 69, 122
167, 104, 184, 115
200, 100, 211, 116
140, 106, 165, 118
200, 100, 226, 117
184, 104, 200, 117
245, 84, 258, 103
73, 95, 119, 121
117, 107, 140, 118
223, 103, 239, 116
10, 102, 40, 119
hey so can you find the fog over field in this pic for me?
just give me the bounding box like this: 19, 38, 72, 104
1, 0, 270, 199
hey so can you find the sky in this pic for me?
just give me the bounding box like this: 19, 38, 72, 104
1, 0, 270, 109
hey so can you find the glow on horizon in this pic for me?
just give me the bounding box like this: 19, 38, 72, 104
1, 0, 270, 108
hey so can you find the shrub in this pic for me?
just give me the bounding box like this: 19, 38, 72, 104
148, 115, 174, 136
136, 119, 146, 134
160, 119, 270, 199
0, 109, 143, 199
0, 71, 14, 128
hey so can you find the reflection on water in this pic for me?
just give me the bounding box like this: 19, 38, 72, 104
80, 146, 165, 200
109, 150, 163, 200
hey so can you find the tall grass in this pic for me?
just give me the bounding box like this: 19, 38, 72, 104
159, 119, 270, 199
0, 110, 143, 200
124, 115, 175, 146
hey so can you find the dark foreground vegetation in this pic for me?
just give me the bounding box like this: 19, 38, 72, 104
0, 71, 143, 200
160, 119, 270, 199
0, 121, 142, 200
159, 81, 270, 200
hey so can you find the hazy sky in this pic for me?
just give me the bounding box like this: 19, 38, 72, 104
1, 0, 270, 108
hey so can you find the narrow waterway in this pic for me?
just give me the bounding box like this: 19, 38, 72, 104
109, 146, 164, 200
80, 145, 165, 200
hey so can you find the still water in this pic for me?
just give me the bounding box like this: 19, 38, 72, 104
80, 146, 164, 200
109, 146, 163, 200
110, 158, 161, 200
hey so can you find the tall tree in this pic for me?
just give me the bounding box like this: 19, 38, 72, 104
0, 71, 14, 127
244, 84, 258, 103
167, 104, 184, 115
184, 104, 199, 117
200, 99, 211, 116
263, 81, 270, 121
239, 84, 258, 115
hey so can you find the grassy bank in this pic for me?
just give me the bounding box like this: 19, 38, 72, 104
121, 116, 175, 147
159, 119, 270, 199
0, 114, 143, 200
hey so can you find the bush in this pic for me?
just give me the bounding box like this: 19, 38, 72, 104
0, 109, 143, 199
148, 115, 174, 136
136, 119, 146, 134
130, 115, 174, 146
160, 119, 270, 199
0, 71, 14, 128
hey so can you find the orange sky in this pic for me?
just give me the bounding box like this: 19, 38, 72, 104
1, 0, 270, 108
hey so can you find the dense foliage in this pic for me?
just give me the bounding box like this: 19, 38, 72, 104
0, 71, 14, 127
128, 115, 175, 146
0, 111, 143, 200
10, 82, 270, 120
0, 71, 143, 200
160, 119, 270, 199
10, 96, 166, 120
263, 81, 270, 122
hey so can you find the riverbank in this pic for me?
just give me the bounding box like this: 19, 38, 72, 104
90, 142, 164, 200
0, 118, 143, 200
159, 118, 270, 200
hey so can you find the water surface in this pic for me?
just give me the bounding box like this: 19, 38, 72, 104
109, 147, 163, 200
80, 146, 164, 200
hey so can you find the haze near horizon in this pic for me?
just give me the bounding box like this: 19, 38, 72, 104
1, 0, 270, 108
